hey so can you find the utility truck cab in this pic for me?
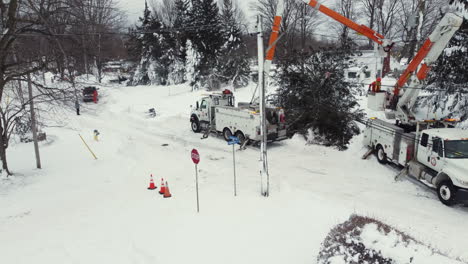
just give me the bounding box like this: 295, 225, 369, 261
416, 129, 468, 196
190, 89, 287, 143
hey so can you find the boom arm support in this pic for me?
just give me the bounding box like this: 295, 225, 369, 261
394, 11, 463, 124
302, 0, 394, 51
263, 0, 393, 82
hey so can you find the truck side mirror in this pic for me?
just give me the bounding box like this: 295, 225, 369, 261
195, 101, 199, 110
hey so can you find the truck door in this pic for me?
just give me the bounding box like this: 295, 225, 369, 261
199, 99, 210, 122
417, 133, 431, 167
429, 137, 445, 171
417, 133, 444, 171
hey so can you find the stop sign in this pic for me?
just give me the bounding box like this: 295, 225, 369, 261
191, 149, 200, 164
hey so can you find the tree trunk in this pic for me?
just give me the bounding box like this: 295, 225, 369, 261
0, 127, 11, 176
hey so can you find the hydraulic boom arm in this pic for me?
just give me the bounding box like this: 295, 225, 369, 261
301, 0, 393, 51
394, 11, 464, 124
264, 0, 393, 83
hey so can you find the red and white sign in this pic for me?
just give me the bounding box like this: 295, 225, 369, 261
191, 149, 200, 164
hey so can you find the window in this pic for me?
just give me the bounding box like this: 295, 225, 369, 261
364, 71, 371, 78
200, 100, 207, 109
445, 140, 468, 159
420, 133, 429, 147
432, 138, 443, 157
348, 72, 357, 79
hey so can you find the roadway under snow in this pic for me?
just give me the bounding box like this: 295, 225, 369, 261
1, 83, 467, 263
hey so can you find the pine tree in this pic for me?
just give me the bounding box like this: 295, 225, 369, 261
187, 0, 224, 86
131, 1, 171, 85
276, 48, 364, 150
216, 0, 250, 89
166, 0, 191, 84
173, 0, 190, 61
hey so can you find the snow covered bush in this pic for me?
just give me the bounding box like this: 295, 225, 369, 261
317, 215, 463, 264
275, 49, 364, 150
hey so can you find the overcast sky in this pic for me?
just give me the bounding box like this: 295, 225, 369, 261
119, 0, 257, 26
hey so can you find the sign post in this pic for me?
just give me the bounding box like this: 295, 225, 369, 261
191, 149, 200, 212
228, 136, 240, 196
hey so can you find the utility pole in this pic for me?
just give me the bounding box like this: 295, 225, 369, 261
257, 16, 269, 197
82, 33, 89, 80
27, 73, 42, 169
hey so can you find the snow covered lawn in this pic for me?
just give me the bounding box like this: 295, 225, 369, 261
1, 84, 467, 263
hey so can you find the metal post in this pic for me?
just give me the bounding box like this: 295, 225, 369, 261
233, 144, 237, 196
195, 164, 199, 213
257, 16, 269, 197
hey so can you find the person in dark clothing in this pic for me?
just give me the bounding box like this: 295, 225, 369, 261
75, 99, 80, 115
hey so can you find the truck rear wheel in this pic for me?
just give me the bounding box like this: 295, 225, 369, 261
223, 128, 233, 141
376, 145, 387, 164
191, 118, 201, 133
234, 131, 246, 145
437, 180, 456, 206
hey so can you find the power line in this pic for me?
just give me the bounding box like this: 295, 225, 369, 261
0, 23, 221, 37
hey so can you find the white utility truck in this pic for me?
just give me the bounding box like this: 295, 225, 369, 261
190, 89, 287, 143
363, 9, 468, 205
364, 118, 468, 205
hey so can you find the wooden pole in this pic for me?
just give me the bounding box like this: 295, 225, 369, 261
27, 73, 41, 169
78, 134, 98, 160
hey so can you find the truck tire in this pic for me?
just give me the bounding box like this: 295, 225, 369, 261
223, 128, 233, 141
191, 118, 201, 133
234, 131, 246, 145
437, 180, 456, 206
376, 145, 387, 164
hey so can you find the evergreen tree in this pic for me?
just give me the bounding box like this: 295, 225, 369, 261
166, 0, 191, 84
132, 1, 172, 85
173, 0, 190, 61
187, 0, 224, 86
216, 0, 250, 89
275, 48, 364, 150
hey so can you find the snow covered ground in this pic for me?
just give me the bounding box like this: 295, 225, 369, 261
1, 83, 468, 263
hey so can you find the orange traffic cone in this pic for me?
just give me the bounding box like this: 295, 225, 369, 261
163, 181, 172, 198
147, 174, 157, 190
159, 178, 166, 194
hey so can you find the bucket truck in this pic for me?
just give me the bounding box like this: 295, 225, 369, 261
363, 9, 468, 206
270, 0, 468, 205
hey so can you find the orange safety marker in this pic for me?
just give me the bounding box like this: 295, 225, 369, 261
159, 178, 166, 194
147, 174, 157, 190
163, 181, 172, 198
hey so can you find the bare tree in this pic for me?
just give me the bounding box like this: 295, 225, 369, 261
359, 0, 379, 47
334, 0, 357, 48
66, 0, 125, 82
375, 0, 403, 41
0, 0, 76, 175
251, 0, 320, 54
397, 0, 446, 61
150, 0, 176, 27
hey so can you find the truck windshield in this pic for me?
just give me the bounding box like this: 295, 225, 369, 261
445, 140, 468, 159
